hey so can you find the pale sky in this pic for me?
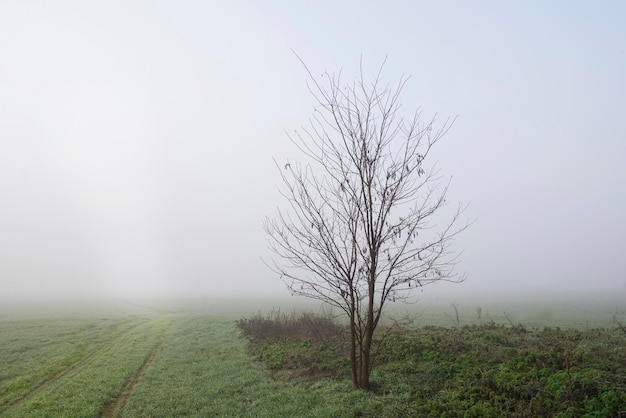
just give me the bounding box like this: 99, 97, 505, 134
1, 1, 625, 301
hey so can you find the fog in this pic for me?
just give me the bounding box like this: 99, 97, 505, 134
1, 1, 625, 304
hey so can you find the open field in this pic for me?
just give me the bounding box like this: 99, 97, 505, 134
1, 298, 625, 416
0, 314, 169, 417
0, 304, 381, 417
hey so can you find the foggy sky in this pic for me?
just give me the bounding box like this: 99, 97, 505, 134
1, 1, 625, 301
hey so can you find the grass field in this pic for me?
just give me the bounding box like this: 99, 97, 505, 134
0, 304, 382, 417
0, 314, 169, 417
1, 298, 625, 417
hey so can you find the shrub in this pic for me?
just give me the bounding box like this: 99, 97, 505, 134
236, 309, 343, 343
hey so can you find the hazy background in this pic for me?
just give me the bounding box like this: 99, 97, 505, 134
1, 1, 624, 304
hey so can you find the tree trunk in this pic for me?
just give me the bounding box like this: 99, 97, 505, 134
349, 309, 359, 388
359, 274, 376, 390
359, 340, 370, 390
359, 317, 374, 390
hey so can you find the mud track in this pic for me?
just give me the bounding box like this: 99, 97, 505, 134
103, 338, 165, 417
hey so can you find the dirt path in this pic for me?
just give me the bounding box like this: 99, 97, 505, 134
103, 338, 165, 418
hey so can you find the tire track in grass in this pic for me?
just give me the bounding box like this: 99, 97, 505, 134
1, 318, 146, 413
103, 337, 165, 418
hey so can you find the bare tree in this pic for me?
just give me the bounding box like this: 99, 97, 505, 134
263, 57, 470, 390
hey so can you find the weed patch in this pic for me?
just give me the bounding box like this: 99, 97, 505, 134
237, 310, 349, 381
239, 312, 626, 416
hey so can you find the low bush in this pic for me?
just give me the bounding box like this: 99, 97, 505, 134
237, 310, 349, 380
236, 309, 344, 343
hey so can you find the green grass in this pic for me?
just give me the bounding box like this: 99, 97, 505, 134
0, 312, 385, 417
1, 315, 170, 417
119, 315, 389, 417
1, 300, 625, 417
0, 316, 137, 411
